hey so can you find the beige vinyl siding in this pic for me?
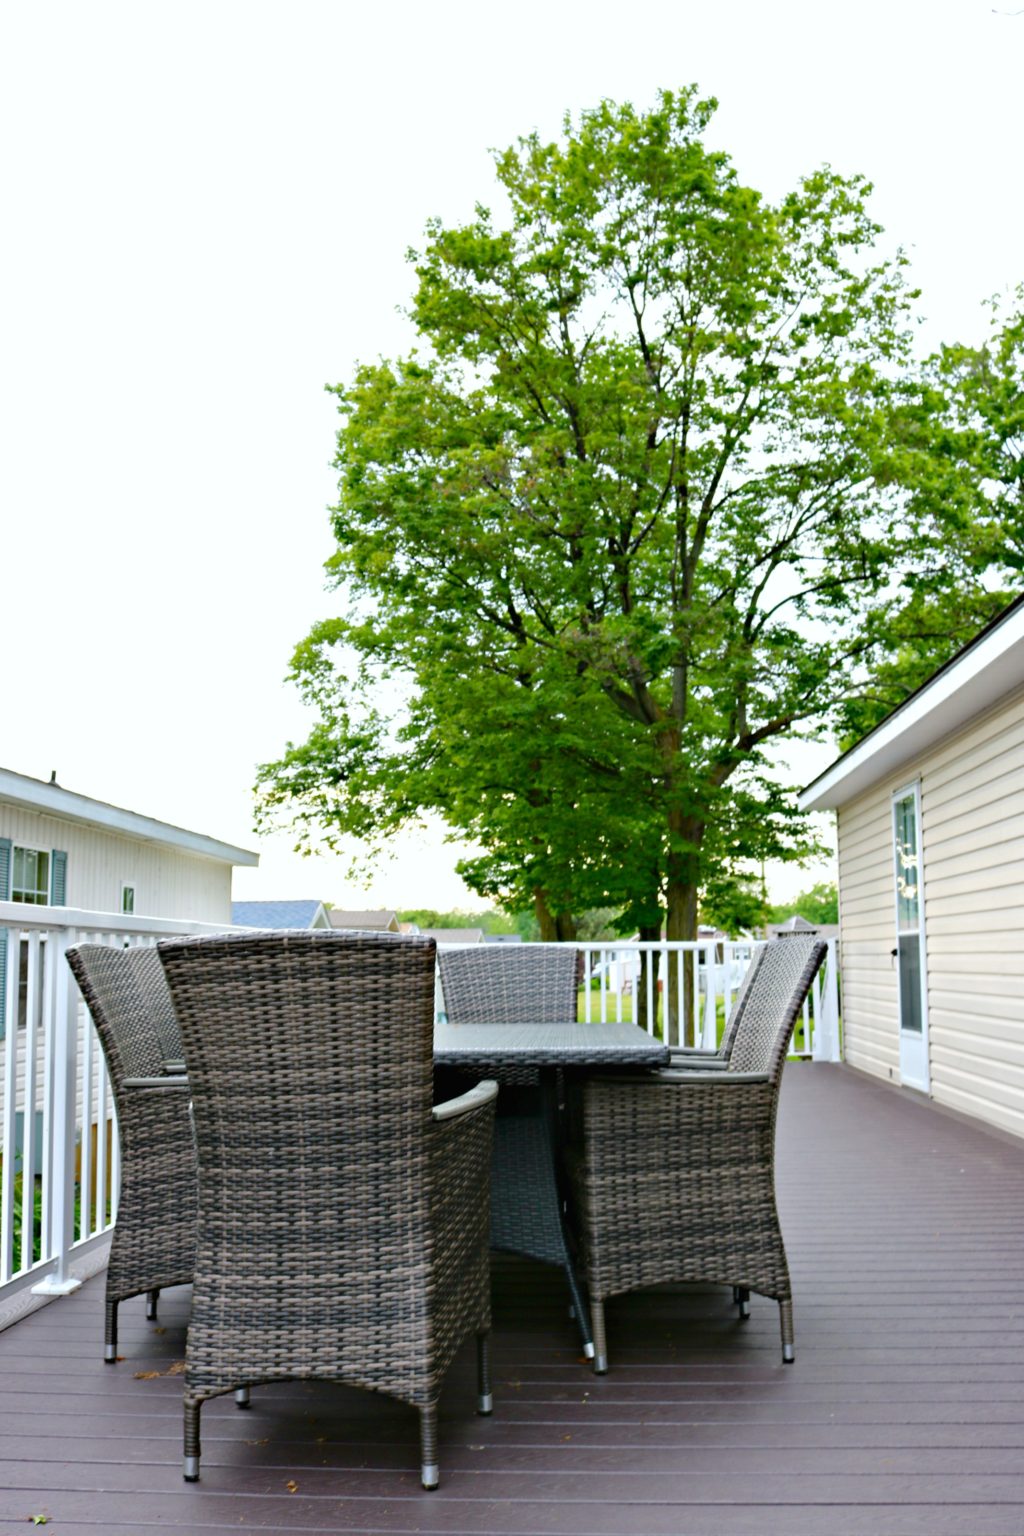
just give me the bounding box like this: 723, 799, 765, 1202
836, 788, 900, 1082
0, 807, 232, 923
919, 684, 1024, 1139
835, 682, 1024, 1139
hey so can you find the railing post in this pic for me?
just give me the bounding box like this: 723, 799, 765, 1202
31, 928, 81, 1295
812, 936, 842, 1064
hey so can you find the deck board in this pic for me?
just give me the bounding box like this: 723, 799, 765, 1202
3, 1062, 1024, 1536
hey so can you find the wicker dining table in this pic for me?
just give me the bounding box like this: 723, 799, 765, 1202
433, 1019, 669, 1357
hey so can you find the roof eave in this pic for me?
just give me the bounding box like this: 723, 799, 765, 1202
0, 769, 259, 866
799, 601, 1024, 812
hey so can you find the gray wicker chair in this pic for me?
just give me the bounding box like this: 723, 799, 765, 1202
157, 929, 496, 1491
571, 936, 827, 1372
436, 944, 594, 1346
66, 943, 196, 1362
667, 942, 768, 1070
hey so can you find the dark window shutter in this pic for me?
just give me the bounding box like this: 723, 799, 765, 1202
0, 837, 10, 1041
50, 849, 67, 906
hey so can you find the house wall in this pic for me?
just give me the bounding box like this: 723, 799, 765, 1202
837, 682, 1024, 1139
0, 805, 232, 922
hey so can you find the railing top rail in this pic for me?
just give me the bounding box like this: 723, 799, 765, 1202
0, 901, 241, 938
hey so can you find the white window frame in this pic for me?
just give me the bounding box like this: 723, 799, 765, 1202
10, 843, 50, 905
891, 779, 930, 1093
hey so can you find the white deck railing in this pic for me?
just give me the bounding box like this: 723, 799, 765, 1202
1, 913, 841, 1314
572, 938, 841, 1060
0, 902, 234, 1309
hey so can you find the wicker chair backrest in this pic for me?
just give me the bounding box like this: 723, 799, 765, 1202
157, 929, 438, 1272
726, 936, 827, 1081
67, 942, 174, 1085
438, 944, 579, 1024
716, 943, 769, 1059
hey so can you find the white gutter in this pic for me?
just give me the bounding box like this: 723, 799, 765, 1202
799, 599, 1024, 812
0, 768, 259, 866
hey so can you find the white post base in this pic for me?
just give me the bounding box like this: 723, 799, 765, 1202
30, 1275, 82, 1296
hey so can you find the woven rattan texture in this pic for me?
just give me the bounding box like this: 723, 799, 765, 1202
66, 944, 197, 1318
572, 938, 827, 1335
156, 930, 493, 1416
438, 945, 580, 1088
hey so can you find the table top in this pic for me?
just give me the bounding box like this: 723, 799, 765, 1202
433, 1019, 669, 1070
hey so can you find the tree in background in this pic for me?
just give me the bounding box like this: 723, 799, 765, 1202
766, 881, 839, 927
837, 286, 1023, 743
258, 88, 994, 1036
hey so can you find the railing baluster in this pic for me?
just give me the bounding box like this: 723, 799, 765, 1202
0, 928, 19, 1283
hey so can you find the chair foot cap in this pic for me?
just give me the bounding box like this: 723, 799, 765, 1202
782, 1344, 795, 1363
739, 1302, 750, 1319
421, 1463, 439, 1490
477, 1393, 493, 1415
582, 1341, 595, 1359
593, 1354, 609, 1374
234, 1387, 251, 1408
104, 1345, 117, 1364
184, 1457, 200, 1482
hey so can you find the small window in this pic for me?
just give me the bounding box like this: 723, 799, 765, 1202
121, 885, 135, 915
11, 846, 49, 905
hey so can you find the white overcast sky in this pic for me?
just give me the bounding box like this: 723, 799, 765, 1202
2, 0, 1020, 912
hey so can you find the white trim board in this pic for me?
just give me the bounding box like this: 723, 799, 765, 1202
799, 600, 1024, 812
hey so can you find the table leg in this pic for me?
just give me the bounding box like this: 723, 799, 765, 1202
489, 1072, 593, 1357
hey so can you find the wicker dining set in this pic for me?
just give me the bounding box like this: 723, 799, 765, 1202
66, 929, 825, 1491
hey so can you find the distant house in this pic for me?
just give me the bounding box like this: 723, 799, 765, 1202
0, 766, 257, 927
419, 927, 484, 946
327, 909, 400, 933
799, 593, 1024, 1140
0, 764, 257, 1050
765, 914, 840, 943
232, 899, 331, 929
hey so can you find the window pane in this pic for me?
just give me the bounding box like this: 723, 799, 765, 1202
122, 887, 135, 914
11, 846, 49, 903
894, 795, 920, 932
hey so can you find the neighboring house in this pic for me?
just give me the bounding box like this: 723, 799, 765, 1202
765, 915, 840, 943
419, 927, 484, 945
327, 909, 400, 933
0, 766, 257, 926
1, 767, 258, 1158
799, 594, 1024, 1140
231, 899, 331, 929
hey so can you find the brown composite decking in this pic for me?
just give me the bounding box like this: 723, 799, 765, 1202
2, 1062, 1024, 1536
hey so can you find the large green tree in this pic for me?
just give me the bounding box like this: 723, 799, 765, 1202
260, 88, 944, 1014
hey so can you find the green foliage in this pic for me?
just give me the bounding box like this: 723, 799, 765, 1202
398, 907, 518, 934
257, 86, 987, 945
767, 881, 839, 926
837, 287, 1024, 744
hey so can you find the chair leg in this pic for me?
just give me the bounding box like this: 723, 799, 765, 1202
104, 1299, 118, 1363
234, 1386, 251, 1408
476, 1331, 493, 1415
183, 1397, 202, 1481
779, 1298, 795, 1363
419, 1404, 439, 1490
736, 1286, 751, 1320
145, 1289, 160, 1321
592, 1298, 609, 1374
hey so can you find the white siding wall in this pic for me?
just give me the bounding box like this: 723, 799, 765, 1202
0, 807, 233, 923
837, 683, 1024, 1139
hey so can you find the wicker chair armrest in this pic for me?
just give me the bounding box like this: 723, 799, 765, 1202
122, 1075, 191, 1092
432, 1079, 499, 1121
666, 1050, 729, 1070
162, 1059, 186, 1075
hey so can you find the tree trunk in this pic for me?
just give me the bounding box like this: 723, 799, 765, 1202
533, 889, 577, 943
664, 811, 703, 1046
636, 922, 662, 1034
